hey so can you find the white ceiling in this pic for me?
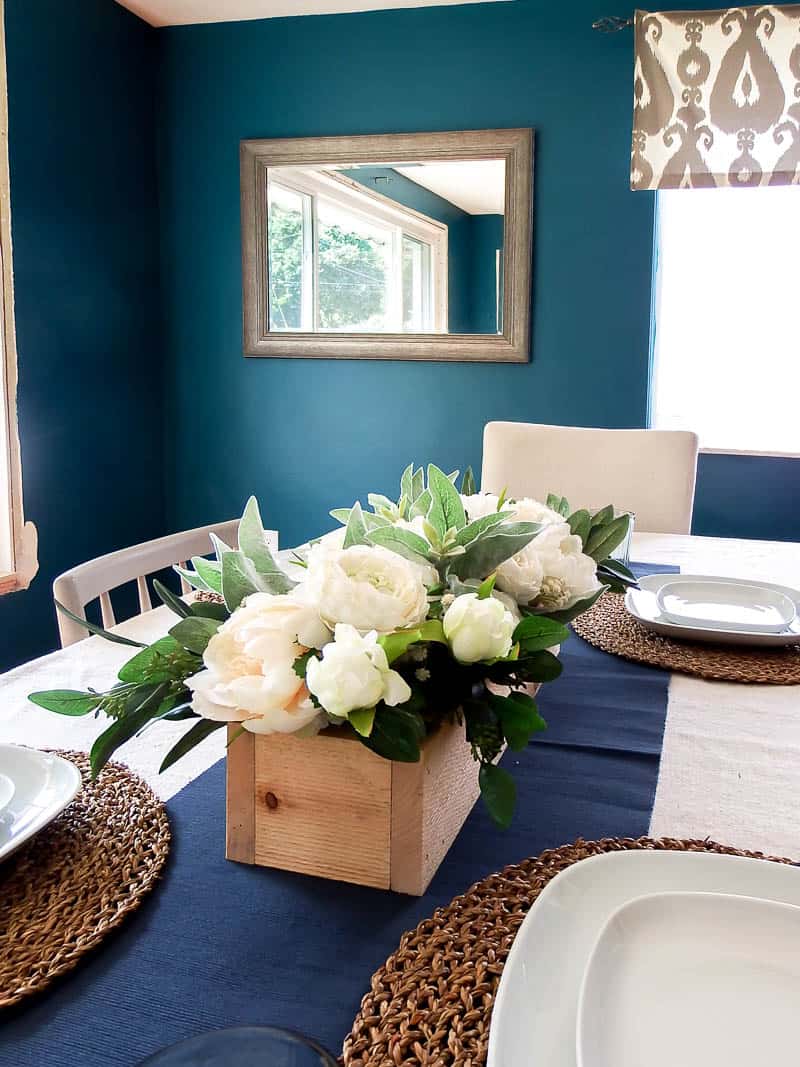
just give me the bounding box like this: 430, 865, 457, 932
116, 0, 511, 27
394, 160, 505, 215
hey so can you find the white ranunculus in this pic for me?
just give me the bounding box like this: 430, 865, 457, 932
442, 592, 517, 664
496, 522, 601, 611
305, 543, 429, 633
305, 624, 411, 718
186, 590, 330, 735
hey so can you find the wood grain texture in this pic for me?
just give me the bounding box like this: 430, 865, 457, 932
390, 720, 482, 896
240, 128, 534, 363
252, 729, 393, 889
226, 726, 255, 864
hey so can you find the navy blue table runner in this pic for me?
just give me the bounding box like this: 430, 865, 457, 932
1, 566, 676, 1066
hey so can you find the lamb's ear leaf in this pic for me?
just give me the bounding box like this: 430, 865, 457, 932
400, 463, 414, 504
159, 719, 227, 773
238, 497, 294, 589
447, 523, 542, 581
344, 501, 369, 548
461, 466, 477, 497
190, 556, 222, 594
411, 467, 425, 502
427, 464, 466, 533
455, 511, 514, 547
367, 524, 432, 564
329, 507, 352, 525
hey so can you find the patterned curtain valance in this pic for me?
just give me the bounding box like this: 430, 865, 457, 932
631, 4, 800, 188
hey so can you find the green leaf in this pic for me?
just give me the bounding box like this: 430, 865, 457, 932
546, 493, 571, 518
545, 585, 609, 625
592, 504, 615, 525
367, 524, 432, 564
293, 647, 316, 679
427, 463, 466, 534
362, 706, 425, 762
190, 556, 223, 594
513, 615, 569, 651
190, 600, 230, 621
118, 636, 188, 683
344, 500, 369, 548
454, 511, 514, 547
598, 557, 637, 584
174, 565, 215, 595
447, 523, 542, 581
238, 497, 295, 591
567, 509, 592, 548
209, 532, 232, 564
367, 493, 395, 513
54, 600, 147, 648
411, 467, 425, 502
159, 718, 226, 773
479, 762, 516, 829
90, 683, 170, 777
348, 706, 376, 737
152, 578, 192, 619
169, 616, 220, 655
329, 507, 352, 526
461, 465, 477, 497
378, 619, 446, 664
28, 690, 100, 716
514, 649, 563, 683
489, 691, 547, 751
585, 514, 631, 562
477, 573, 497, 599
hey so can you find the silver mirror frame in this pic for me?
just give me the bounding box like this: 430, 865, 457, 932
240, 128, 534, 362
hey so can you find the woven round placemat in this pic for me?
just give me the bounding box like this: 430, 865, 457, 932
571, 591, 800, 684
0, 751, 170, 1009
342, 835, 790, 1066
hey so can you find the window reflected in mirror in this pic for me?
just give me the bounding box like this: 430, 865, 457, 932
266, 160, 505, 336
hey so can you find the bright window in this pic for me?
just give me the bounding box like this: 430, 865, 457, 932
651, 187, 800, 455
267, 168, 446, 333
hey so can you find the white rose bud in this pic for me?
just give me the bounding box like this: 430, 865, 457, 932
305, 624, 411, 718
442, 592, 517, 664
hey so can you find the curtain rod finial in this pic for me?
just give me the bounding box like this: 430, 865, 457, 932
592, 14, 634, 32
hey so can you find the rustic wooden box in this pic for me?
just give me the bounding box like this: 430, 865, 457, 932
225, 720, 482, 895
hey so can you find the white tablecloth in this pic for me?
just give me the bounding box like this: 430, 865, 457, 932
1, 533, 799, 856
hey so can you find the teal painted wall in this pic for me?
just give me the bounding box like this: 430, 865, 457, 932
470, 214, 504, 333
157, 0, 799, 550
157, 0, 657, 550
0, 0, 164, 670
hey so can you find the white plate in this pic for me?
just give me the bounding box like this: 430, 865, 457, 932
487, 849, 800, 1067
626, 573, 800, 646
0, 744, 82, 862
656, 578, 797, 634
0, 770, 15, 812
577, 892, 800, 1067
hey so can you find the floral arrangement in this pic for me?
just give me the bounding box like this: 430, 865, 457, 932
30, 465, 634, 827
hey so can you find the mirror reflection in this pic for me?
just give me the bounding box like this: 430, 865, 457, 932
266, 159, 505, 335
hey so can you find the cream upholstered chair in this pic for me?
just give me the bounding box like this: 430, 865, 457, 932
52, 519, 277, 647
481, 422, 699, 534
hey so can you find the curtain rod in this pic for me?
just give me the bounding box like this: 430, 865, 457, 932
592, 14, 634, 31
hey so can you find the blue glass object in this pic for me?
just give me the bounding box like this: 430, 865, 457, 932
137, 1027, 338, 1066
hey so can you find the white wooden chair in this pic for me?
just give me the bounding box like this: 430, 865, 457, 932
52, 519, 277, 647
481, 421, 699, 534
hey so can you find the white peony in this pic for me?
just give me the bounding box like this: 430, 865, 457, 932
495, 523, 601, 610
305, 624, 411, 718
186, 590, 330, 735
462, 492, 563, 527
305, 542, 429, 634
442, 592, 517, 664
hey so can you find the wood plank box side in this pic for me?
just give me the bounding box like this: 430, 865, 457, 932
225, 720, 482, 895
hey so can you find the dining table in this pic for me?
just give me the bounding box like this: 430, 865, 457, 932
1, 531, 799, 1065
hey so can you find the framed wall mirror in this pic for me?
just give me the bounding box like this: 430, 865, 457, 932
240, 128, 534, 362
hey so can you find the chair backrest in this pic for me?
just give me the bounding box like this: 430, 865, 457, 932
481, 421, 699, 534
52, 519, 276, 647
